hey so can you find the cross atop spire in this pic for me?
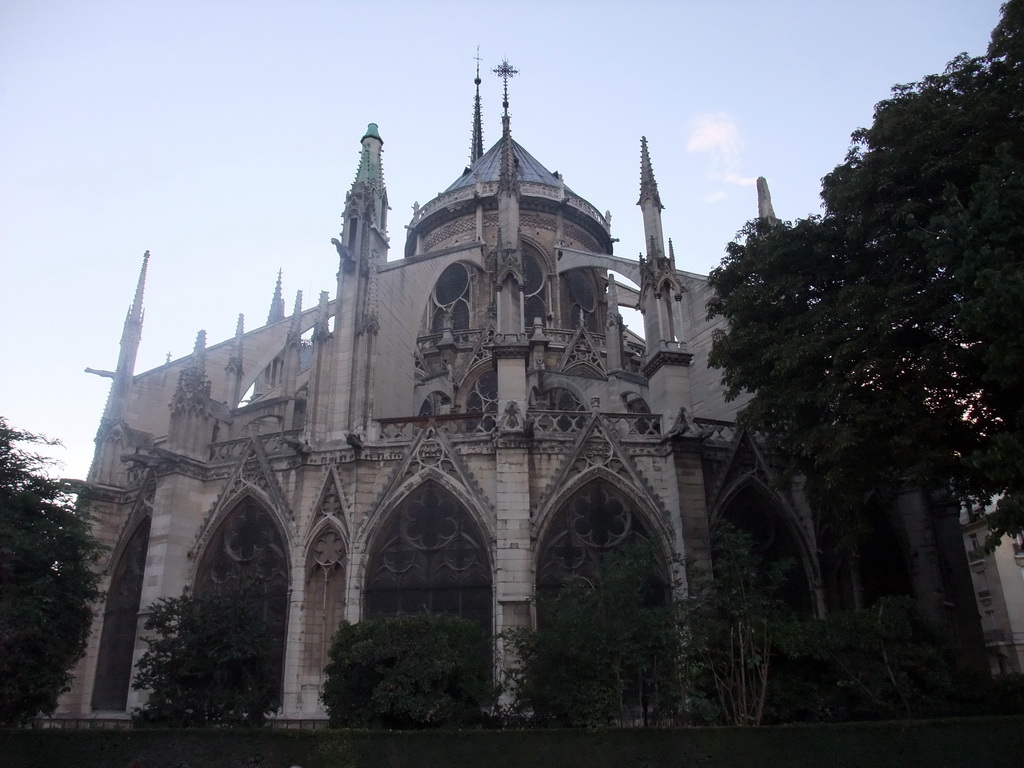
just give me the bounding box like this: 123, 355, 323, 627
493, 58, 518, 116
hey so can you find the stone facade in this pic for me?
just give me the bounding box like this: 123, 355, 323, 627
60, 81, 984, 720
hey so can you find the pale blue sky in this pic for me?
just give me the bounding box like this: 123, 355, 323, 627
0, 0, 1003, 478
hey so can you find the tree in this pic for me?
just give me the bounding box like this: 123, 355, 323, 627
0, 418, 102, 726
503, 542, 684, 727
769, 597, 982, 723
321, 613, 496, 729
707, 1, 1024, 543
680, 524, 793, 726
132, 593, 277, 727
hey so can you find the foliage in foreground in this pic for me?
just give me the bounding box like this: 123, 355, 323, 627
680, 524, 794, 726
503, 542, 684, 727
706, 0, 1024, 544
0, 417, 102, 726
322, 613, 496, 728
132, 593, 277, 727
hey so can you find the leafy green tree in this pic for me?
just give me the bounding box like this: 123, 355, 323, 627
770, 597, 984, 723
322, 613, 496, 728
132, 593, 277, 726
0, 418, 102, 726
680, 524, 793, 726
503, 542, 684, 727
707, 1, 1024, 542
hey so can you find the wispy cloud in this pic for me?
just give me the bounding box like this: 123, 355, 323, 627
686, 113, 756, 195
702, 191, 727, 203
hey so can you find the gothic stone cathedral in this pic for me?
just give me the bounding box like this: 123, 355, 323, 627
62, 69, 981, 719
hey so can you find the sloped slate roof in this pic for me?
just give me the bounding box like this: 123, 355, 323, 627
444, 136, 570, 193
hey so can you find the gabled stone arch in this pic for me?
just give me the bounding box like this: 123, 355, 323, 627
533, 415, 672, 551
307, 465, 351, 536
712, 477, 818, 616
191, 439, 295, 560
534, 468, 674, 592
193, 495, 290, 700
360, 479, 493, 633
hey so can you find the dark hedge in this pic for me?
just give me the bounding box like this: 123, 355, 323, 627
2, 717, 1023, 768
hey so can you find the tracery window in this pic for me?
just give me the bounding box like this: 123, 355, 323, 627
537, 481, 659, 589
364, 483, 491, 632
564, 269, 598, 332
195, 499, 289, 699
523, 248, 548, 327
464, 369, 498, 431
304, 527, 346, 675
92, 515, 151, 711
429, 263, 471, 333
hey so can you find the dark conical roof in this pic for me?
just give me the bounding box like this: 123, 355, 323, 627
444, 136, 568, 193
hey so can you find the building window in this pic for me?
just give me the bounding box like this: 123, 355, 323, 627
364, 483, 491, 632
195, 499, 289, 701
92, 516, 151, 711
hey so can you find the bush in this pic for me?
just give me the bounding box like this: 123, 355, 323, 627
322, 613, 496, 728
132, 593, 277, 727
503, 542, 684, 727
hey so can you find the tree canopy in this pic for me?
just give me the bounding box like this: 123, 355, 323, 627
321, 613, 495, 728
707, 0, 1024, 541
132, 594, 278, 727
0, 418, 102, 726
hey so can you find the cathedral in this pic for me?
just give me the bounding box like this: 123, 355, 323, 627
61, 64, 982, 719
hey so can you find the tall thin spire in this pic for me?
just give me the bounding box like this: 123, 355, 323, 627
267, 269, 285, 324
638, 136, 663, 210
470, 48, 484, 164
99, 250, 150, 425
128, 250, 149, 326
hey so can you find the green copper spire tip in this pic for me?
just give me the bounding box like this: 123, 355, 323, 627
362, 123, 382, 144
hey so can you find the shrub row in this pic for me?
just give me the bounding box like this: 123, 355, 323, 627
3, 716, 1023, 768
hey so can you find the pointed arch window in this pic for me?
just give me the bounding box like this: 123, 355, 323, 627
537, 481, 663, 590
564, 269, 598, 332
464, 369, 498, 432
92, 515, 151, 711
429, 263, 472, 333
195, 499, 289, 700
303, 527, 347, 676
523, 248, 548, 327
364, 482, 491, 632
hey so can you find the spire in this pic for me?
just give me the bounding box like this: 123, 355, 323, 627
351, 123, 388, 229
756, 177, 779, 226
129, 250, 149, 325
313, 290, 331, 341
494, 59, 519, 195
287, 290, 303, 344
267, 269, 285, 324
637, 137, 667, 261
638, 136, 663, 210
225, 314, 245, 407
98, 250, 150, 427
470, 48, 484, 164
226, 313, 244, 372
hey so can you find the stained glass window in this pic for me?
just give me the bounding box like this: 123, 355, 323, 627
92, 516, 151, 711
364, 483, 491, 632
195, 500, 289, 700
